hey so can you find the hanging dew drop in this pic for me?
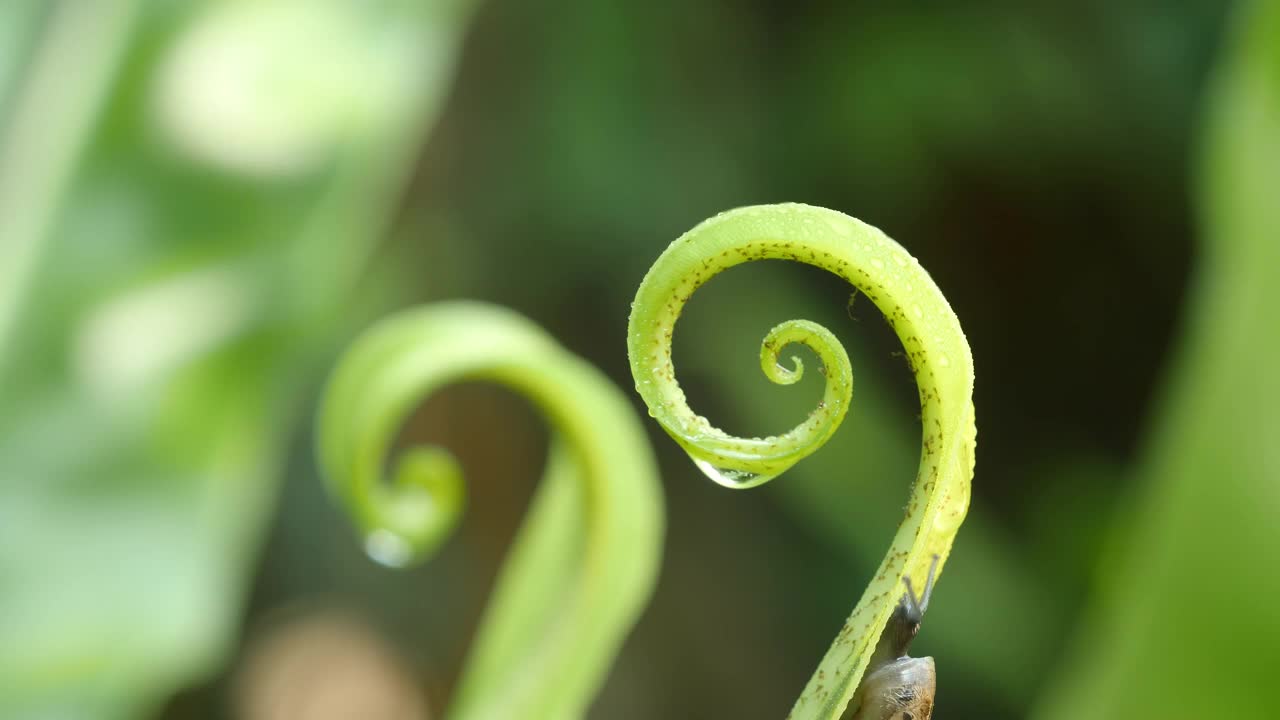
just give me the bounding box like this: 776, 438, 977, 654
692, 456, 773, 489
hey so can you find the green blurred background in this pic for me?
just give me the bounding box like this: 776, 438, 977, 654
3, 0, 1277, 718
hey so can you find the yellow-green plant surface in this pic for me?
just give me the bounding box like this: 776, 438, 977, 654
318, 301, 664, 720
1034, 1, 1280, 717
627, 203, 975, 718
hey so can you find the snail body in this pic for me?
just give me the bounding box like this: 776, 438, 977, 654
847, 558, 939, 720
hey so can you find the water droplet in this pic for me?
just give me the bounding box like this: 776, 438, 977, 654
870, 258, 885, 270
912, 304, 924, 319
894, 254, 909, 267
826, 218, 852, 236
364, 529, 414, 568
692, 457, 770, 489
938, 354, 951, 368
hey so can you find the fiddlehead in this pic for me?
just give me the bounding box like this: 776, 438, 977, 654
627, 203, 975, 718
318, 301, 664, 720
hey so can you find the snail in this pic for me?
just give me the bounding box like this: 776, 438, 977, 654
847, 556, 940, 720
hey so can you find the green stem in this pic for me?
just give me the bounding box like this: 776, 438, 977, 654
627, 203, 975, 718
317, 301, 664, 719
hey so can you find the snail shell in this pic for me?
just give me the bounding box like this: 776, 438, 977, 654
848, 655, 935, 720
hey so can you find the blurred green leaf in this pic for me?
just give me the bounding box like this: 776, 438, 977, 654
0, 1, 473, 717
1034, 1, 1280, 717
